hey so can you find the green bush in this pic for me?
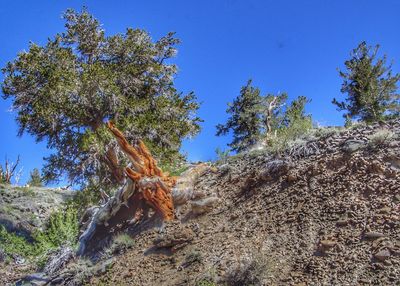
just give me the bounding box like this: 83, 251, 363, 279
34, 204, 79, 250
0, 204, 79, 266
0, 225, 36, 258
267, 117, 313, 155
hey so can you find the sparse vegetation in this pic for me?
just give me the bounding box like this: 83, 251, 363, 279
184, 249, 203, 265
225, 253, 270, 286
108, 233, 135, 254
159, 162, 189, 177
368, 129, 396, 148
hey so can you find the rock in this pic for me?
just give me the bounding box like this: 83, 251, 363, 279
16, 273, 50, 286
153, 227, 194, 252
336, 218, 349, 226
341, 139, 366, 153
374, 249, 391, 262
191, 196, 219, 215
320, 240, 336, 249
260, 159, 292, 181
364, 231, 385, 240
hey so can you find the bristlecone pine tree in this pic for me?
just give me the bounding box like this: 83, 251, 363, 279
333, 41, 400, 123
216, 80, 263, 152
1, 8, 201, 190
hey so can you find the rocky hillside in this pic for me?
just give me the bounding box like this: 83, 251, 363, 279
12, 120, 400, 285
0, 185, 74, 285
0, 185, 74, 238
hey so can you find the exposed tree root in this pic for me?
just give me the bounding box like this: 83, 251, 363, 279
77, 122, 176, 257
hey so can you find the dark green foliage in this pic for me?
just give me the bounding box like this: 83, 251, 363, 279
278, 96, 312, 138
27, 168, 43, 187
216, 80, 263, 152
333, 41, 400, 123
34, 204, 79, 250
0, 225, 36, 258
2, 8, 201, 188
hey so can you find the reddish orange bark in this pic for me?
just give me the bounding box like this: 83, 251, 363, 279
107, 121, 175, 220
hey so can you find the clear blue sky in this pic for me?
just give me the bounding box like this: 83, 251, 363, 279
1, 0, 399, 185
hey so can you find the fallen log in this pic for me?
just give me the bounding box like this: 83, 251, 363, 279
77, 122, 176, 257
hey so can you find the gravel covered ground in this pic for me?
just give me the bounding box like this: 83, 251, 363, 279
87, 120, 400, 285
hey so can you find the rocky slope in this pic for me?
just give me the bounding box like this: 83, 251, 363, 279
89, 121, 399, 286
0, 184, 74, 238
11, 120, 400, 285
0, 185, 74, 285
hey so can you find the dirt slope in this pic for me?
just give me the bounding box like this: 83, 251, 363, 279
12, 121, 400, 286
86, 121, 400, 285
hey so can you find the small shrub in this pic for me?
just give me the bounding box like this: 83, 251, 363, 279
312, 127, 341, 139
185, 250, 203, 265
368, 129, 396, 148
34, 204, 79, 250
215, 147, 230, 164
27, 168, 43, 187
266, 117, 312, 156
108, 233, 134, 254
0, 225, 36, 258
225, 253, 269, 286
159, 161, 189, 177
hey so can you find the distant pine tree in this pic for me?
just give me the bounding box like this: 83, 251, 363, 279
333, 41, 400, 123
28, 168, 43, 187
216, 80, 263, 152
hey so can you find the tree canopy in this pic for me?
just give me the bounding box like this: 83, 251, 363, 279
2, 8, 202, 188
333, 41, 400, 123
216, 80, 263, 152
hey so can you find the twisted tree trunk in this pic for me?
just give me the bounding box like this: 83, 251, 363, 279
77, 122, 176, 256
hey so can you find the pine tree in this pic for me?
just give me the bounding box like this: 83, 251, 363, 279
216, 80, 263, 152
2, 8, 201, 188
27, 168, 43, 187
333, 41, 400, 123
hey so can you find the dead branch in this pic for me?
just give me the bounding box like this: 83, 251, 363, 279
1, 155, 21, 184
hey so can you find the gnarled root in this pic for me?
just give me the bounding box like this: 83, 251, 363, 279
77, 122, 176, 257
